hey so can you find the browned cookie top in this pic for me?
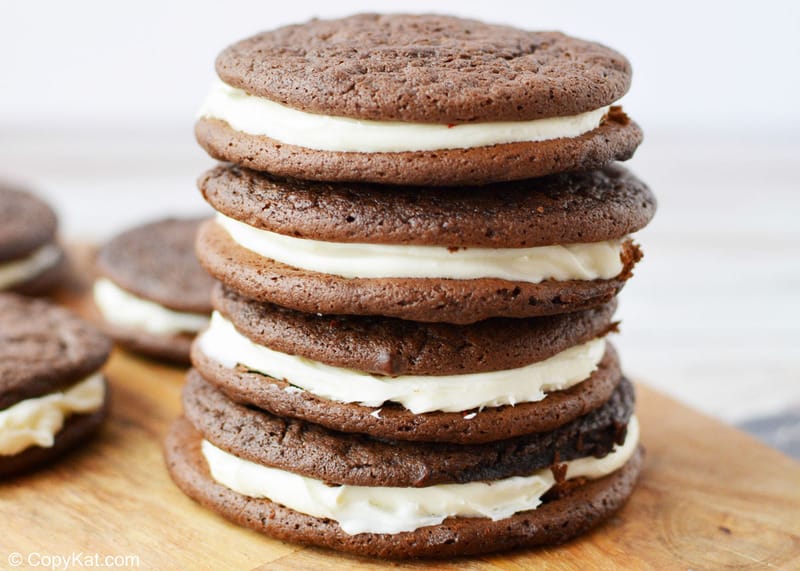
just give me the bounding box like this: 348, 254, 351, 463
216, 14, 631, 123
214, 285, 617, 376
200, 164, 656, 248
0, 293, 111, 410
96, 217, 215, 313
0, 185, 58, 262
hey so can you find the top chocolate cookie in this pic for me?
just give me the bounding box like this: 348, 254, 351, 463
197, 14, 642, 185
0, 293, 111, 410
96, 217, 214, 314
216, 13, 631, 123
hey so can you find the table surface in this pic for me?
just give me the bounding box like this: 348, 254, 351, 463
1, 268, 799, 570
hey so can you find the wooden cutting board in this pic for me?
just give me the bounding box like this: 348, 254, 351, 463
1, 261, 798, 570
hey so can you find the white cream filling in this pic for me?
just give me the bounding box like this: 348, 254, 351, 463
93, 278, 209, 336
197, 312, 605, 414
199, 80, 610, 153
0, 373, 105, 456
0, 243, 61, 289
217, 214, 625, 283
202, 416, 639, 535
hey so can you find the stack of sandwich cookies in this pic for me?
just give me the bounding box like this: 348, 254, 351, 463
0, 184, 68, 295
167, 13, 656, 559
94, 218, 215, 364
0, 294, 111, 477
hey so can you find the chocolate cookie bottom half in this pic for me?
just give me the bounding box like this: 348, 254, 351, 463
165, 416, 643, 559
197, 219, 641, 324
192, 339, 624, 445
195, 110, 642, 187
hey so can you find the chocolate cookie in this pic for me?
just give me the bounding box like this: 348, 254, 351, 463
214, 284, 617, 375
9, 252, 69, 297
0, 293, 111, 476
0, 184, 67, 295
96, 320, 195, 365
97, 217, 214, 313
197, 14, 642, 185
95, 217, 215, 364
216, 15, 631, 123
195, 113, 642, 187
191, 342, 623, 444
184, 370, 633, 487
165, 417, 644, 559
196, 220, 641, 324
0, 294, 111, 409
200, 164, 656, 248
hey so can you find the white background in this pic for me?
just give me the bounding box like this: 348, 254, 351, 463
2, 1, 799, 428
3, 1, 800, 133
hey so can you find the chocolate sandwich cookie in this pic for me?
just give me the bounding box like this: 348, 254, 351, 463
165, 415, 643, 559
197, 286, 621, 443
196, 165, 653, 323
183, 370, 634, 487
94, 218, 215, 364
0, 184, 67, 295
197, 287, 622, 444
196, 14, 642, 186
0, 293, 111, 477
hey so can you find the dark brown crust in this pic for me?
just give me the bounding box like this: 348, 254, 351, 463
191, 343, 622, 444
216, 14, 631, 123
98, 319, 194, 366
195, 112, 642, 186
199, 163, 656, 248
0, 186, 57, 262
0, 294, 112, 410
0, 378, 110, 478
214, 284, 617, 376
96, 217, 215, 313
7, 245, 69, 297
164, 417, 644, 560
184, 370, 633, 487
196, 220, 641, 324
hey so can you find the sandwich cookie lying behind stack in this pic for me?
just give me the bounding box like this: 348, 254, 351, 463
94, 218, 215, 364
0, 294, 111, 477
0, 183, 68, 295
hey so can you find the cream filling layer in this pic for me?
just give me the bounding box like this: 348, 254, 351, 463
217, 214, 625, 283
197, 312, 605, 414
0, 243, 61, 289
93, 278, 209, 336
199, 80, 610, 153
0, 374, 105, 456
202, 416, 639, 535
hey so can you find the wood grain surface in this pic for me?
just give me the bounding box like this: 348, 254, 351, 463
1, 257, 798, 570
